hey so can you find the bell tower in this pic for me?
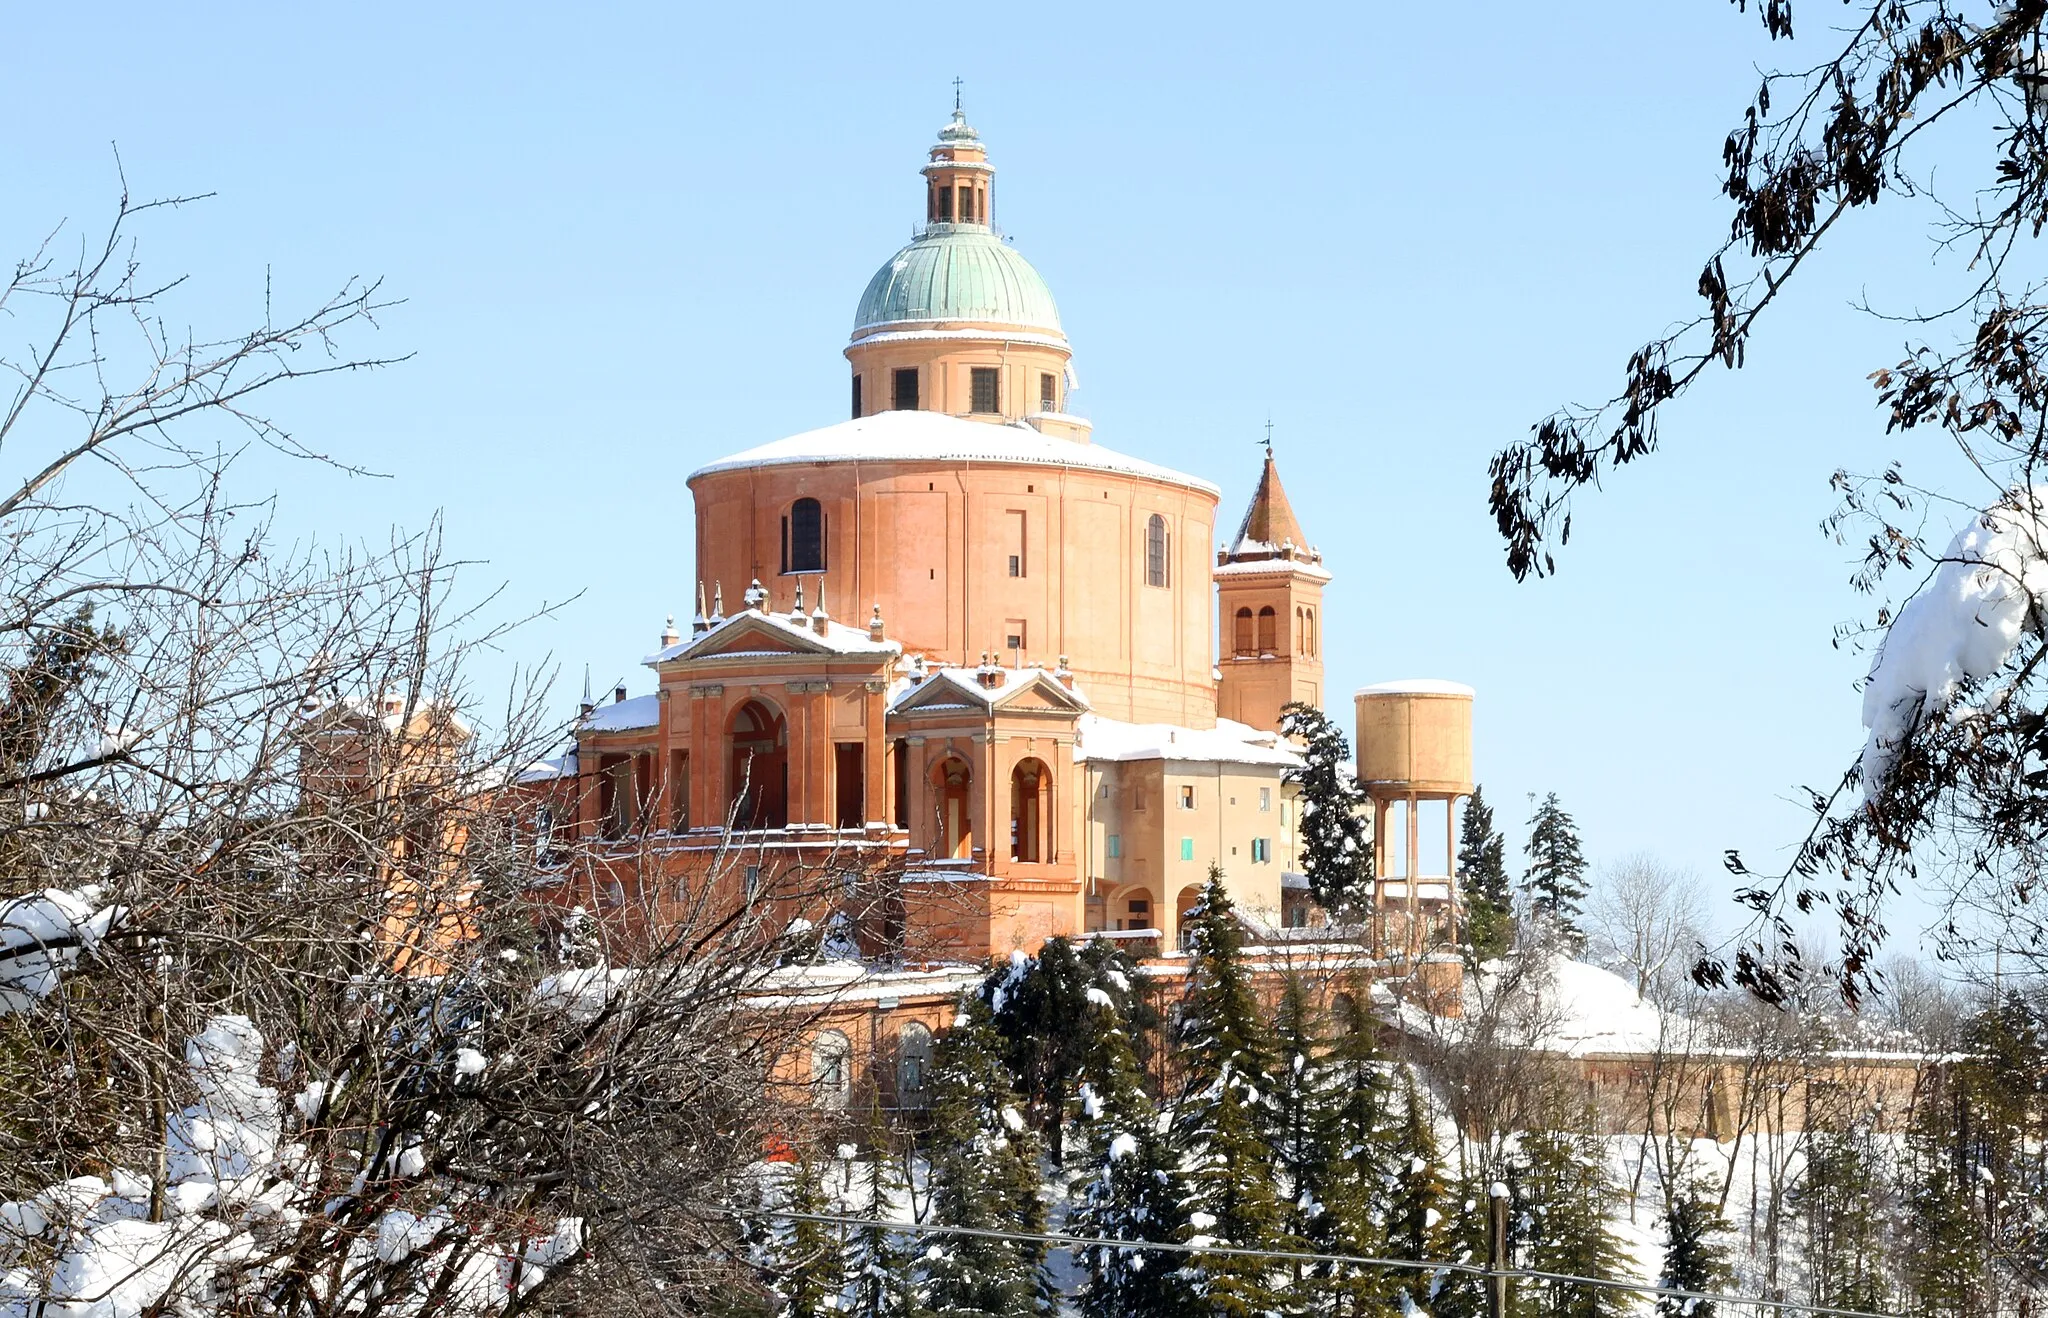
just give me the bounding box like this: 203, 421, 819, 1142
1215, 443, 1328, 732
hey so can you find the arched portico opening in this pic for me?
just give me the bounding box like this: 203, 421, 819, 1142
1010, 758, 1051, 863
932, 757, 973, 860
729, 700, 788, 830
1175, 884, 1204, 948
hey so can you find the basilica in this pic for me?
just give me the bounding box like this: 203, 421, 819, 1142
532, 106, 1471, 969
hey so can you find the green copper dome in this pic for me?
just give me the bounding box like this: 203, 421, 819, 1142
852, 225, 1063, 337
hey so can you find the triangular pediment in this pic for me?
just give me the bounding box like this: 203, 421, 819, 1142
992, 675, 1088, 714
670, 614, 838, 662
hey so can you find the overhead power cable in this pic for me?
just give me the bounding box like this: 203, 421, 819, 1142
746, 1208, 1907, 1318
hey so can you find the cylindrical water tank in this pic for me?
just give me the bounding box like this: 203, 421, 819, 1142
1354, 680, 1474, 795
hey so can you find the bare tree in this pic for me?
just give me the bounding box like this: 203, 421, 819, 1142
1585, 853, 1708, 1006
0, 181, 860, 1318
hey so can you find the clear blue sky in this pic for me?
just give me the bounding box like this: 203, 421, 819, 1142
3, 2, 1960, 947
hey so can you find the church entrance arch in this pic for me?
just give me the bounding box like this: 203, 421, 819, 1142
932, 757, 973, 860
729, 700, 788, 830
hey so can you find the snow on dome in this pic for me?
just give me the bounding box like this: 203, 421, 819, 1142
687, 410, 1220, 497
1356, 679, 1475, 697
1860, 486, 2048, 799
1466, 954, 1670, 1057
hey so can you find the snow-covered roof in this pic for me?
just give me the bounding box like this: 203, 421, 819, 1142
1355, 678, 1475, 698
1473, 955, 1669, 1057
1075, 714, 1301, 768
644, 606, 901, 666
581, 694, 659, 734
517, 752, 576, 783
743, 963, 983, 1010
888, 664, 1089, 715
297, 694, 475, 740
1212, 556, 1332, 581
687, 411, 1220, 497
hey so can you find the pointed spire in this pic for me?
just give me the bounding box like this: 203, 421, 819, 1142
810, 579, 830, 635
579, 665, 594, 717
1228, 447, 1311, 562
693, 581, 709, 635
710, 581, 726, 624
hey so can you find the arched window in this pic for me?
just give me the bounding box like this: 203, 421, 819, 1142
729, 700, 788, 830
897, 1022, 934, 1110
1256, 606, 1277, 654
812, 1030, 852, 1109
1305, 607, 1316, 657
1295, 606, 1305, 654
1010, 758, 1051, 863
1145, 514, 1169, 588
783, 497, 825, 574
1233, 607, 1254, 657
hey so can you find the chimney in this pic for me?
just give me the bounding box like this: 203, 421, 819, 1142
614, 685, 627, 705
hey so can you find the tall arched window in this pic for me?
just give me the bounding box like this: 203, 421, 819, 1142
1233, 607, 1254, 657
783, 498, 825, 574
729, 700, 788, 830
1144, 514, 1169, 588
1305, 607, 1316, 657
897, 1022, 934, 1110
1295, 606, 1305, 654
933, 757, 973, 859
812, 1030, 851, 1109
1256, 606, 1277, 654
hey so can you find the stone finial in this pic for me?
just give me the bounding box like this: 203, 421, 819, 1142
868, 603, 886, 642
710, 582, 726, 624
790, 580, 807, 625
743, 578, 767, 611
811, 579, 830, 635
661, 614, 680, 648
693, 582, 709, 635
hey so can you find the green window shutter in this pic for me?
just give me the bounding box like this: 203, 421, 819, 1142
1180, 837, 1194, 862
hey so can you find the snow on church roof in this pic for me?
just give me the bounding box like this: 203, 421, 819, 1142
1075, 715, 1302, 768
687, 410, 1220, 497
581, 693, 660, 733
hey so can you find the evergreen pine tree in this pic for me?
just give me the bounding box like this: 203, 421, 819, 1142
1458, 785, 1513, 958
844, 1095, 917, 1318
1518, 1125, 1631, 1318
1298, 986, 1397, 1316
1383, 1074, 1450, 1307
1280, 702, 1371, 910
772, 1152, 846, 1318
1068, 973, 1195, 1318
1791, 1123, 1891, 1312
1657, 1181, 1731, 1318
1520, 793, 1590, 944
982, 936, 1147, 1162
919, 998, 1051, 1318
1171, 866, 1287, 1316
1431, 1172, 1513, 1318
1901, 1084, 1987, 1318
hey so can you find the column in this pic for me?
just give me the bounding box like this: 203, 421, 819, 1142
1405, 789, 1420, 962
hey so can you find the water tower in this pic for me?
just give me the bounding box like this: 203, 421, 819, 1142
1353, 680, 1474, 960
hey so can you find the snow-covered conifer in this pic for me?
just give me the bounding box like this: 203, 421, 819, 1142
1521, 792, 1590, 945
1280, 702, 1371, 911
1518, 1125, 1631, 1318
844, 1095, 916, 1318
918, 997, 1050, 1318
1656, 1181, 1730, 1318
770, 1153, 845, 1318
1170, 867, 1285, 1317
1458, 785, 1513, 958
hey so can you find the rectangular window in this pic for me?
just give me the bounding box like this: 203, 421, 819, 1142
1107, 833, 1121, 859
1006, 509, 1026, 577
1259, 787, 1272, 812
893, 367, 919, 411
670, 749, 690, 831
893, 739, 911, 831
1252, 838, 1271, 863
1180, 837, 1195, 862
1040, 372, 1057, 412
851, 374, 862, 418
1133, 789, 1146, 813
834, 742, 864, 830
937, 185, 953, 222
744, 865, 761, 901
1180, 785, 1196, 810
1004, 619, 1026, 651
958, 184, 973, 223
970, 366, 1001, 414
